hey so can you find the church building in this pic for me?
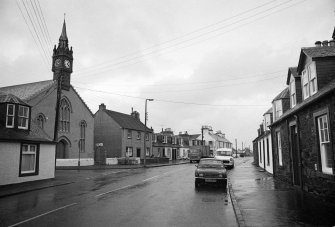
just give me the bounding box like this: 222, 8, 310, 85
0, 20, 94, 160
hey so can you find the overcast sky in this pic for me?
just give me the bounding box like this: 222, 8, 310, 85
1, 0, 334, 149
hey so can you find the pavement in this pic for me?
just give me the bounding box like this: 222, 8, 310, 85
0, 159, 189, 198
228, 157, 335, 227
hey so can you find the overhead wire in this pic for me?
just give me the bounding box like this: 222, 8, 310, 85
20, 0, 50, 63
16, 0, 49, 69
73, 0, 304, 79
35, 0, 53, 46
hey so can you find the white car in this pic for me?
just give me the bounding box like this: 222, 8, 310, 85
214, 148, 234, 169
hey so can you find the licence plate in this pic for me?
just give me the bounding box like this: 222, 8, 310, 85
205, 179, 216, 182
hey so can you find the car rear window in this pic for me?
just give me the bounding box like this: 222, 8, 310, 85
199, 159, 223, 167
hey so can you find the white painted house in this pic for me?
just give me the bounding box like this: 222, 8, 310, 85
0, 92, 56, 186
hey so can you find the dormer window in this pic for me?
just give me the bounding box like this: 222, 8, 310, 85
273, 101, 283, 121
6, 104, 15, 128
163, 136, 167, 143
289, 76, 296, 108
302, 62, 317, 100
18, 105, 29, 129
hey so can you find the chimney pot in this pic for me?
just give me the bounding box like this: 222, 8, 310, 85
99, 103, 106, 110
315, 41, 322, 47
322, 40, 329, 46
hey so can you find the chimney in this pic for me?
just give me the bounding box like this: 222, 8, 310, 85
315, 41, 321, 47
329, 39, 335, 47
322, 40, 329, 47
131, 110, 140, 120
99, 103, 106, 110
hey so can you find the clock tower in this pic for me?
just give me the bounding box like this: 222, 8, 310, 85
52, 19, 73, 91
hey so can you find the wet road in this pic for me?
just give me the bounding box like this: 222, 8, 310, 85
0, 164, 237, 227
229, 157, 335, 227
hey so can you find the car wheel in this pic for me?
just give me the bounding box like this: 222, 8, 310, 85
195, 179, 200, 188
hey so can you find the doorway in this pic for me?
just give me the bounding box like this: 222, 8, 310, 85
137, 148, 141, 158
56, 139, 68, 159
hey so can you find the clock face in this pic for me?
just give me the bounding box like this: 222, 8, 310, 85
54, 59, 61, 67
64, 60, 71, 68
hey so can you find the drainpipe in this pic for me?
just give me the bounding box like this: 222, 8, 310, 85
294, 115, 303, 189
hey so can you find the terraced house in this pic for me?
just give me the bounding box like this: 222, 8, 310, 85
270, 28, 335, 201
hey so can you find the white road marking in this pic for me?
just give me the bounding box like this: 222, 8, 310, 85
8, 203, 77, 227
95, 185, 132, 198
142, 176, 159, 182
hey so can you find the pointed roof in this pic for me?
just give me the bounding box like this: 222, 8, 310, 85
0, 91, 30, 106
0, 80, 55, 101
59, 19, 68, 41
104, 109, 152, 132
272, 87, 289, 102
333, 26, 335, 40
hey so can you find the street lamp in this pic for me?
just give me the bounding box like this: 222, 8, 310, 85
144, 98, 154, 167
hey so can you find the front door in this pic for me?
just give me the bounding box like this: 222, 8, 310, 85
137, 148, 141, 158
56, 140, 68, 159
172, 149, 177, 160
290, 124, 301, 186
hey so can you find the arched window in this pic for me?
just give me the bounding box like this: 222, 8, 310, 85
36, 113, 46, 129
79, 120, 87, 153
59, 98, 71, 132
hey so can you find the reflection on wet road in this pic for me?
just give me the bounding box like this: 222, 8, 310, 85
0, 164, 237, 227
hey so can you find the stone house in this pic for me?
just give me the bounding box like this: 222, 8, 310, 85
271, 31, 335, 201
152, 128, 181, 160
94, 104, 153, 159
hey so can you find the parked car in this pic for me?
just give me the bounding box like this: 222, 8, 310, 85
194, 158, 227, 188
214, 148, 234, 168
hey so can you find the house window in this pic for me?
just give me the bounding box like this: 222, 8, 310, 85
302, 62, 317, 100
276, 131, 283, 166
145, 133, 149, 141
317, 115, 332, 174
137, 131, 141, 140
59, 99, 70, 132
172, 137, 177, 144
179, 138, 183, 145
290, 76, 296, 108
146, 147, 150, 156
163, 136, 167, 143
273, 101, 283, 120
6, 104, 15, 128
152, 134, 157, 143
126, 147, 133, 157
309, 63, 317, 95
36, 114, 45, 129
79, 120, 86, 153
20, 144, 39, 176
127, 130, 132, 139
18, 105, 29, 129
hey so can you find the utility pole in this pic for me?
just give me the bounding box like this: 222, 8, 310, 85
54, 75, 62, 142
144, 99, 154, 167
235, 139, 237, 157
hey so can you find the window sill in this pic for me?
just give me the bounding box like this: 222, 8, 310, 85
19, 171, 38, 177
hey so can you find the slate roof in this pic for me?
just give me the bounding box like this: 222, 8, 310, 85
286, 67, 299, 85
0, 122, 54, 143
0, 91, 30, 106
104, 109, 152, 132
189, 134, 201, 140
271, 79, 335, 127
210, 133, 231, 143
302, 46, 335, 58
0, 80, 55, 101
298, 46, 335, 73
272, 87, 289, 102
0, 80, 93, 116
263, 107, 273, 115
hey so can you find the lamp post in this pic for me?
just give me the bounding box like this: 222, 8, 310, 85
144, 98, 154, 167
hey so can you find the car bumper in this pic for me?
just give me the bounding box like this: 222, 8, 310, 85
195, 177, 227, 184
